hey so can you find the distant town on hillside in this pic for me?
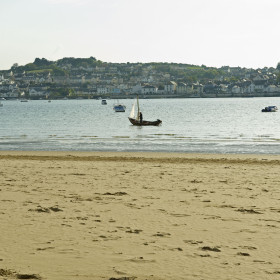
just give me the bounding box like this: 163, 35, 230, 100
1, 57, 280, 100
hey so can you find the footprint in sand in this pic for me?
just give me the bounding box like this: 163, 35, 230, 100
127, 257, 156, 263
236, 208, 262, 214
109, 277, 136, 280
28, 205, 63, 213
183, 240, 203, 245
200, 246, 221, 252
152, 232, 171, 237
0, 268, 42, 279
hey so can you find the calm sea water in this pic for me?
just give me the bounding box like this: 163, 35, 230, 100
1, 97, 280, 154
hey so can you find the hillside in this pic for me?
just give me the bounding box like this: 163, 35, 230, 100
5, 57, 278, 83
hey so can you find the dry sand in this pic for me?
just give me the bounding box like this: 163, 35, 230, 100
0, 151, 280, 280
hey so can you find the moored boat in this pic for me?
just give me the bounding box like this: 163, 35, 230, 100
261, 106, 278, 112
113, 104, 126, 112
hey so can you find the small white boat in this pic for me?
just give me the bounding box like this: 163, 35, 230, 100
262, 106, 278, 112
113, 104, 126, 112
101, 99, 107, 105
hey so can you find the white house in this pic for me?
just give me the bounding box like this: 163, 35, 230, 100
141, 84, 157, 94
266, 85, 280, 93
231, 85, 241, 95
131, 83, 157, 94
97, 86, 109, 94
164, 81, 177, 94
254, 83, 266, 92
246, 83, 255, 93
0, 89, 19, 98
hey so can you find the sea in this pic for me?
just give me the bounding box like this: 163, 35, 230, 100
1, 97, 280, 154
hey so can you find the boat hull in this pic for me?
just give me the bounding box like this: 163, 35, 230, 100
128, 117, 162, 126
261, 106, 278, 112
114, 105, 126, 112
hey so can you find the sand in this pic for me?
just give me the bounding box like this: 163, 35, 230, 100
0, 151, 280, 280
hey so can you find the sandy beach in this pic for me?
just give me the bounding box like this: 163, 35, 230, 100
1, 151, 280, 280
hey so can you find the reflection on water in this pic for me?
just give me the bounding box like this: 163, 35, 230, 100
1, 97, 280, 154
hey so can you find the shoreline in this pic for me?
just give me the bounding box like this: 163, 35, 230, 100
3, 93, 280, 100
1, 150, 280, 162
1, 150, 280, 280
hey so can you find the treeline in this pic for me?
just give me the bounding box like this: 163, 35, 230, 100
5, 57, 280, 84
56, 56, 103, 68
12, 58, 67, 76
9, 57, 106, 76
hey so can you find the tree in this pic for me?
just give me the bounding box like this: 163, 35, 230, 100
277, 62, 280, 71
34, 58, 52, 67
276, 73, 280, 84
11, 63, 19, 70
49, 87, 75, 99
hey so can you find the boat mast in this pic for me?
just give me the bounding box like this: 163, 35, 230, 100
136, 95, 140, 120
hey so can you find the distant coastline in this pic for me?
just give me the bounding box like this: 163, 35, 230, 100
2, 92, 280, 101
1, 57, 280, 100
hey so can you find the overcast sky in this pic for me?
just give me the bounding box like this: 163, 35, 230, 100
1, 0, 279, 70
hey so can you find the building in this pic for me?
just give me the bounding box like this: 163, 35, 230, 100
164, 81, 177, 94
141, 84, 157, 94
176, 82, 187, 94
29, 87, 46, 97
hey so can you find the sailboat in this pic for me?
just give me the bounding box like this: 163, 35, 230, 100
128, 96, 162, 126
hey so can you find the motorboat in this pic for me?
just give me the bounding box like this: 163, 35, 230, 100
101, 99, 107, 105
261, 106, 278, 112
113, 104, 126, 112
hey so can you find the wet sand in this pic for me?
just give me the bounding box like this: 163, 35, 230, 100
1, 151, 280, 280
